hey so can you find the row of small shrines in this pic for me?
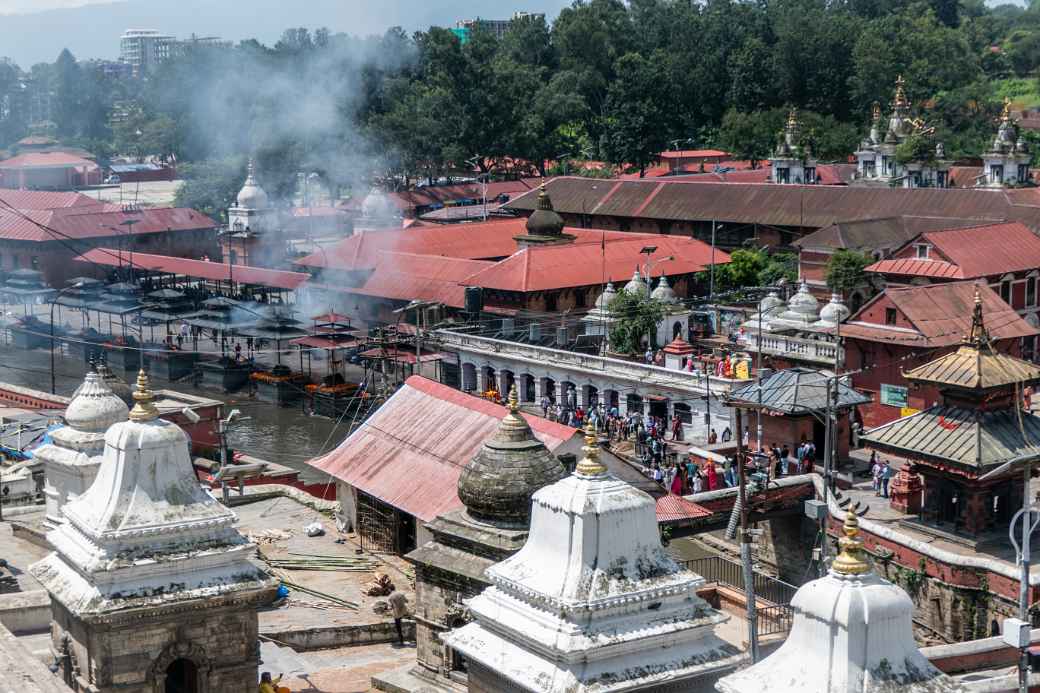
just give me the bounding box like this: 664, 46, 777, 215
25, 344, 979, 692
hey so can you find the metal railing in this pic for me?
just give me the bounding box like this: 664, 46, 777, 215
682, 555, 797, 637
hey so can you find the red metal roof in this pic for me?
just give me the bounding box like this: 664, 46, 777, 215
0, 204, 215, 243
658, 150, 730, 160
386, 180, 537, 211
842, 281, 1039, 347
656, 494, 712, 522
0, 152, 99, 169
346, 252, 495, 308
460, 236, 727, 292
76, 249, 310, 289
867, 221, 1040, 280
0, 188, 101, 209
308, 376, 577, 522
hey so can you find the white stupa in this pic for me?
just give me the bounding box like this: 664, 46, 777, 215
582, 281, 619, 344
38, 368, 129, 527
814, 293, 851, 329
623, 267, 647, 296
651, 274, 680, 305
228, 158, 275, 234
769, 280, 820, 331
32, 369, 274, 617
716, 511, 965, 693
444, 423, 745, 692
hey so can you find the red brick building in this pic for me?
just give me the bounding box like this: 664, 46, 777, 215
840, 281, 1038, 427
0, 189, 218, 287
866, 223, 1040, 345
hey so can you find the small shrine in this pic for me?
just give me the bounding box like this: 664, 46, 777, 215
581, 281, 619, 350
663, 336, 696, 370
221, 158, 283, 267
769, 109, 818, 184
244, 305, 308, 406
651, 274, 693, 345
397, 385, 566, 690
980, 97, 1031, 187
38, 368, 129, 528
444, 422, 744, 692
295, 311, 366, 418
861, 288, 1040, 538
716, 511, 964, 693
513, 185, 576, 248
30, 371, 277, 693
853, 76, 951, 188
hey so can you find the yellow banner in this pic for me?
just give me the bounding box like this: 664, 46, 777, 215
900, 407, 919, 418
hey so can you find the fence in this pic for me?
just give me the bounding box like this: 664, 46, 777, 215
682, 554, 797, 637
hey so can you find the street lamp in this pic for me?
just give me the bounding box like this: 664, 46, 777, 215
50, 282, 84, 394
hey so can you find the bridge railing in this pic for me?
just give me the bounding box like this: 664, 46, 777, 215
681, 555, 797, 637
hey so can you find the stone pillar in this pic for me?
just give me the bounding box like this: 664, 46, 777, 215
889, 465, 923, 515
478, 368, 492, 393
499, 370, 511, 397
534, 377, 544, 402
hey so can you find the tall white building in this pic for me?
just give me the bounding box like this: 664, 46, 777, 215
119, 30, 176, 76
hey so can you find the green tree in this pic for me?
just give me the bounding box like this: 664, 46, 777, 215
608, 289, 666, 353
602, 51, 672, 176
173, 157, 247, 222
825, 249, 874, 296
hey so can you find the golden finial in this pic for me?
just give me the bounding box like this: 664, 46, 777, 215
831, 509, 872, 576
966, 284, 989, 346
786, 108, 799, 130
575, 420, 607, 477
129, 369, 159, 422
1002, 96, 1013, 123
893, 75, 908, 108
536, 183, 553, 211
507, 383, 520, 413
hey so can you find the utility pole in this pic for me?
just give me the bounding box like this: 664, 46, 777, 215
736, 407, 759, 661
820, 377, 833, 577
756, 302, 763, 450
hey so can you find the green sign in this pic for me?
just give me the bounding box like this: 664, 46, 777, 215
880, 384, 908, 408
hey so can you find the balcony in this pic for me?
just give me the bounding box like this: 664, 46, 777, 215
745, 332, 844, 367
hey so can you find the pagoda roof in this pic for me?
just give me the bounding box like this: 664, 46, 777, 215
727, 367, 869, 415
902, 285, 1040, 390
861, 404, 1040, 472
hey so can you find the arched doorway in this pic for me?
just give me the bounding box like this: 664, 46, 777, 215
165, 659, 198, 693
521, 374, 535, 402
461, 363, 477, 392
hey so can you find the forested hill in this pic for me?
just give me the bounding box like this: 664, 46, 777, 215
2, 0, 1040, 219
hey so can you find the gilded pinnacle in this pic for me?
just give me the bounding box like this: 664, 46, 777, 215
575, 420, 607, 477
507, 383, 520, 413
129, 369, 159, 422
831, 509, 872, 576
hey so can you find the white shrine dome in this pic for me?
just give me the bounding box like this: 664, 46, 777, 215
593, 281, 617, 310
716, 512, 963, 693
236, 158, 269, 210
63, 371, 129, 434
623, 267, 646, 295
817, 293, 851, 326
651, 275, 680, 304
759, 290, 785, 315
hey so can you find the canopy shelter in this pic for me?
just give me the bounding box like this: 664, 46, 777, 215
1, 268, 56, 314
76, 248, 309, 303
182, 297, 262, 356
292, 310, 364, 387
238, 305, 308, 366
138, 288, 197, 344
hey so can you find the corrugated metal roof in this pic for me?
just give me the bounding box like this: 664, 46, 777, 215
728, 367, 869, 414
459, 236, 726, 292
658, 150, 729, 159
867, 257, 964, 279
387, 180, 536, 211
794, 216, 988, 252
0, 188, 100, 209
308, 376, 576, 522
656, 494, 712, 523
505, 177, 1040, 229
861, 405, 1040, 470
903, 344, 1040, 389
841, 281, 1038, 347
348, 252, 495, 308
0, 152, 98, 169
77, 249, 309, 289
0, 205, 216, 243
923, 222, 1040, 278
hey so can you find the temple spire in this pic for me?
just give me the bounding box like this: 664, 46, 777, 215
575, 420, 607, 477
830, 509, 871, 576
129, 369, 159, 422
966, 285, 989, 347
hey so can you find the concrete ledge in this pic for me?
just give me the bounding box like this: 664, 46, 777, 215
12, 521, 51, 550
0, 590, 50, 635
0, 622, 69, 693
261, 618, 415, 652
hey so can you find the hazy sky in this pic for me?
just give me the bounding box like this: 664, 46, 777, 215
0, 0, 116, 13
0, 0, 573, 66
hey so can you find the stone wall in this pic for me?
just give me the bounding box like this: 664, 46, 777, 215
50, 595, 265, 693
413, 565, 486, 677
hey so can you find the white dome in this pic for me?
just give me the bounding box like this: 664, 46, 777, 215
236, 158, 269, 210
361, 189, 400, 221
759, 290, 785, 315
623, 268, 646, 296
772, 281, 820, 328
593, 282, 617, 310
63, 372, 129, 434
818, 293, 851, 326
651, 275, 679, 304
717, 512, 961, 693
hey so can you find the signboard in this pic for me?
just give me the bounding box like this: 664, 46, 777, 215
900, 407, 920, 418
880, 384, 909, 408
